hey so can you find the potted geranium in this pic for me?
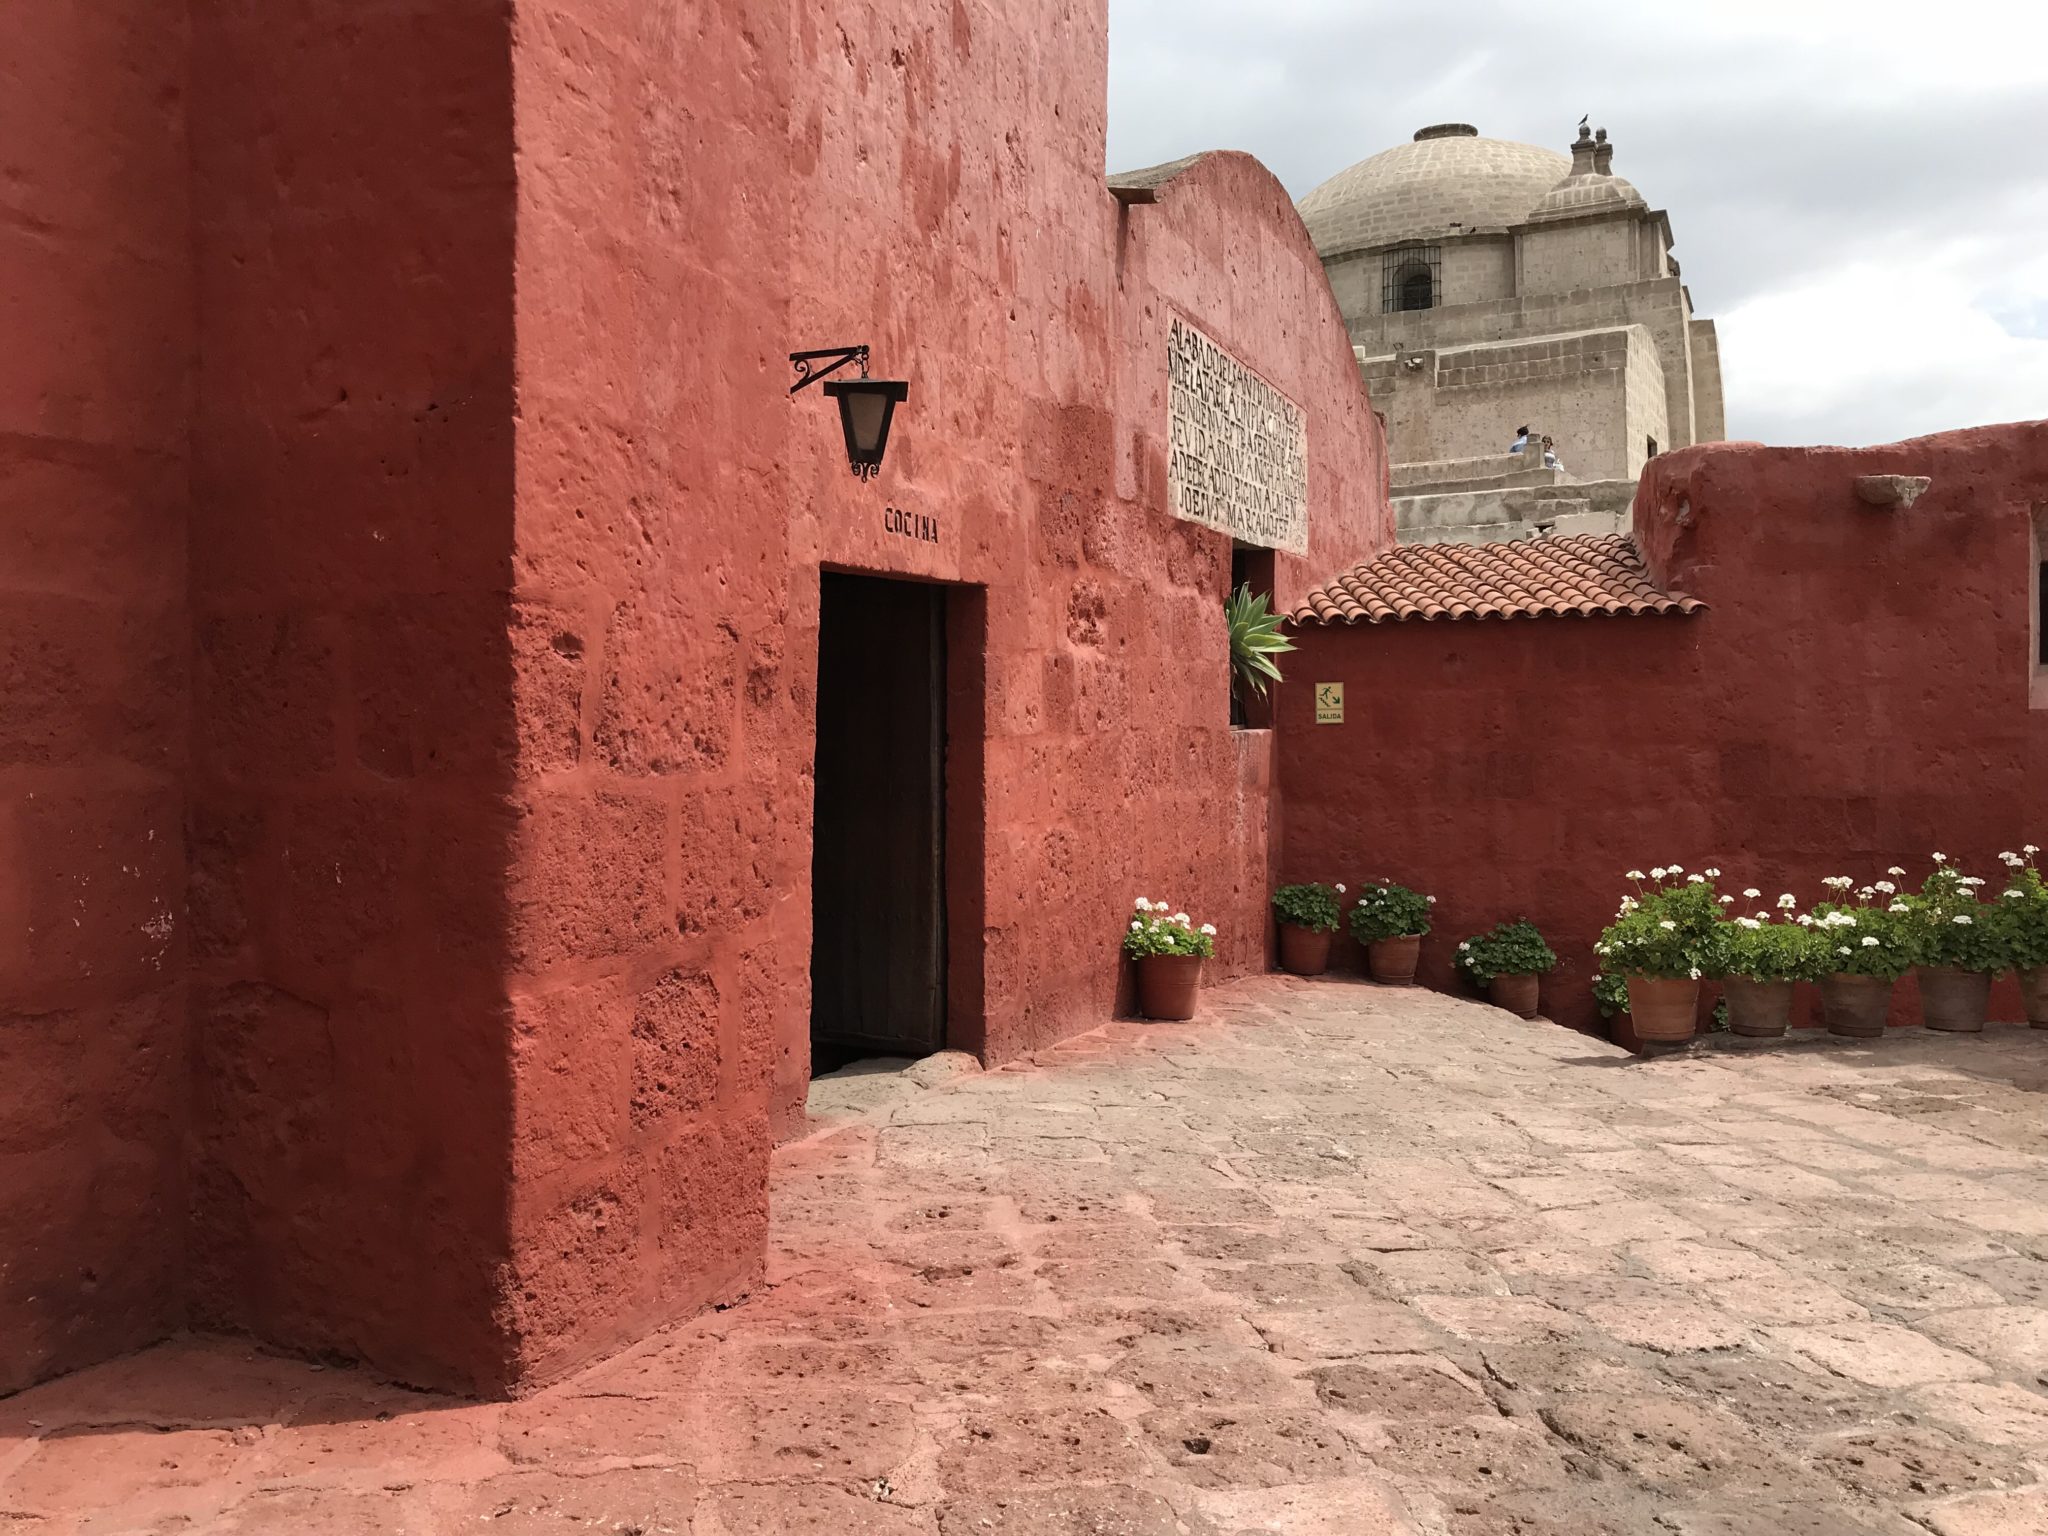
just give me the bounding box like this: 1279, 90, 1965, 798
1454, 920, 1557, 1018
1996, 846, 2048, 1026
1272, 881, 1345, 976
1348, 880, 1435, 984
1594, 866, 1726, 1044
1901, 856, 2005, 1033
1809, 873, 1913, 1038
1721, 890, 1828, 1038
1124, 897, 1216, 1020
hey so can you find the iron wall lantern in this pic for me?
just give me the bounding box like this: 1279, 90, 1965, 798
789, 346, 910, 481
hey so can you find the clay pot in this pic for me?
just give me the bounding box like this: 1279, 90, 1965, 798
1367, 935, 1421, 985
1487, 973, 1541, 1019
1278, 923, 1332, 977
1919, 966, 1992, 1033
1820, 973, 1893, 1038
1625, 976, 1699, 1043
2025, 967, 2048, 1029
1136, 954, 1202, 1021
1723, 977, 1795, 1039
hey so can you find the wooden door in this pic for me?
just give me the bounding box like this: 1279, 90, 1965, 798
810, 573, 946, 1064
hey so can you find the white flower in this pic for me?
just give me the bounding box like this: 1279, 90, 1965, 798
1838, 946, 1852, 955
1659, 920, 1678, 932
2008, 889, 2027, 900
1823, 876, 1853, 891
1862, 936, 1880, 948
1933, 853, 1948, 863
1705, 868, 1722, 878
1687, 874, 1706, 884
1888, 902, 1909, 914
1737, 917, 1762, 930
1954, 914, 1973, 925
1627, 869, 1646, 881
1619, 896, 1638, 912
2001, 852, 2023, 867
1720, 895, 1734, 905
1173, 912, 1190, 925
1755, 912, 1771, 921
1778, 894, 1797, 910
1135, 897, 1152, 911
1857, 887, 1876, 900
1334, 883, 1346, 894
1200, 923, 1217, 936
1650, 867, 1667, 880
1743, 888, 1761, 899
1887, 866, 1907, 877
1154, 898, 1167, 909
1458, 940, 1471, 951
1130, 920, 1142, 931
1874, 881, 1896, 894
2027, 845, 2041, 857
1689, 968, 1702, 980
1426, 895, 1437, 904
1668, 865, 1685, 875
1961, 876, 1985, 887
1797, 915, 1813, 927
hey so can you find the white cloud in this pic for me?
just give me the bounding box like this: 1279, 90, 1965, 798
1108, 0, 2048, 447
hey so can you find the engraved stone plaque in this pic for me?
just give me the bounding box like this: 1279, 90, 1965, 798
1167, 316, 1309, 554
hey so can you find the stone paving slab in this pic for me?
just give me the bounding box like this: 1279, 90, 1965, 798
9, 978, 2048, 1531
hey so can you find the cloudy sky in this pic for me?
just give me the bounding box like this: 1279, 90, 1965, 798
1107, 0, 2048, 447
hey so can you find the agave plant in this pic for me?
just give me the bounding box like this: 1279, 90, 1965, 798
1226, 583, 1295, 702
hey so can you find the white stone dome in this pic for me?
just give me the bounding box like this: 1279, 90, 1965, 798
1297, 125, 1571, 259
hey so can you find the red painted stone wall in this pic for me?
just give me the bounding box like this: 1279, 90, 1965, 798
182, 0, 519, 1392
494, 2, 1388, 1387
2, 0, 1384, 1396
0, 3, 192, 1395
1280, 424, 2048, 1032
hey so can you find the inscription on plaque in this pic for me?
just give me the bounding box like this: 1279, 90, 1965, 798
1167, 316, 1309, 554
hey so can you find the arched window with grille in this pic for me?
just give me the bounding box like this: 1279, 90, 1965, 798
1381, 244, 1440, 313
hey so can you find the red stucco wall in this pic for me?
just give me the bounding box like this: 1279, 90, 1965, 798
491, 2, 1387, 1388
1280, 424, 2048, 1032
180, 0, 519, 1391
0, 3, 192, 1395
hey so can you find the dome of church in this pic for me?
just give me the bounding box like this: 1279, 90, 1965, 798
1297, 125, 1571, 259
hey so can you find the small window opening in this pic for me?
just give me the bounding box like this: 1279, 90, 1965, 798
1646, 436, 1659, 460
1229, 543, 1277, 730
1381, 244, 1441, 313
2038, 561, 2047, 667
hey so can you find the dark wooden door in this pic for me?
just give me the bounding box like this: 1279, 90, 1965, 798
810, 573, 946, 1064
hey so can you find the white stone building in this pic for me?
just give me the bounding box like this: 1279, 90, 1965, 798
1299, 123, 1725, 544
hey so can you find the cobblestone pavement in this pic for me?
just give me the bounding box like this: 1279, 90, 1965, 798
11, 978, 2048, 1534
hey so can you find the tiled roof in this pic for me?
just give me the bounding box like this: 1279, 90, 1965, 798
1292, 533, 1705, 625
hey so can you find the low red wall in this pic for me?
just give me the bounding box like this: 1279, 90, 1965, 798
1281, 424, 2048, 1032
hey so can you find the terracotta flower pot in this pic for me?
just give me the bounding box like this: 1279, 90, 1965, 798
1278, 923, 1332, 977
1919, 966, 1991, 1033
2025, 967, 2048, 1029
1367, 935, 1421, 985
1136, 954, 1202, 1021
1625, 976, 1699, 1043
1487, 973, 1541, 1019
1723, 977, 1795, 1039
1820, 973, 1893, 1038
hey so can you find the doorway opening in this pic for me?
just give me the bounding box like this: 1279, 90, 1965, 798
811, 572, 966, 1073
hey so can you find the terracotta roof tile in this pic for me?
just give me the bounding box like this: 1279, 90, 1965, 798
1291, 533, 1704, 626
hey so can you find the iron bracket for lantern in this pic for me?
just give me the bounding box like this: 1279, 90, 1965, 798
788, 345, 870, 394
789, 345, 910, 481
